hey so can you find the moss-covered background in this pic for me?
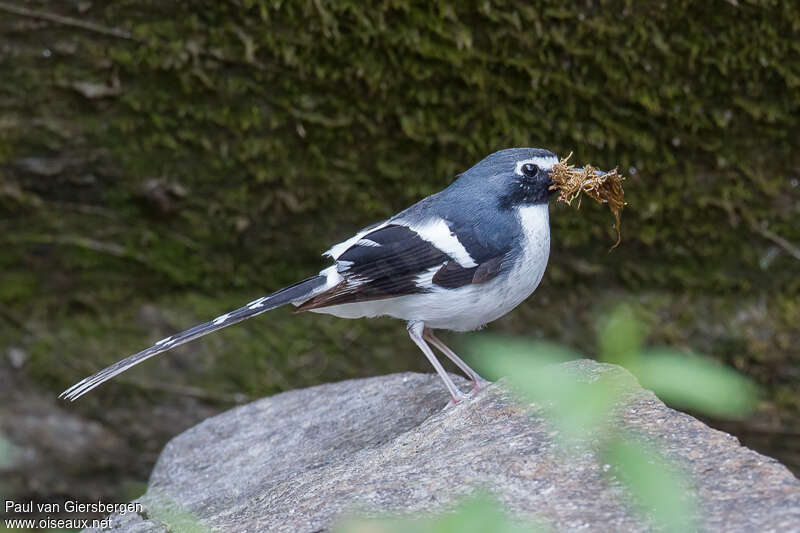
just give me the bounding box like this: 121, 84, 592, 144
1, 0, 798, 515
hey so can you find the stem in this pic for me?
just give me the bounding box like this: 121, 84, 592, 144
0, 2, 137, 41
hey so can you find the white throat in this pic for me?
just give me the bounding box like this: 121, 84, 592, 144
511, 203, 551, 295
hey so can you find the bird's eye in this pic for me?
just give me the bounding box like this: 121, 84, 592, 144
521, 163, 539, 178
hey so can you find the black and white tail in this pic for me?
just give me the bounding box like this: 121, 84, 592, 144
59, 276, 326, 401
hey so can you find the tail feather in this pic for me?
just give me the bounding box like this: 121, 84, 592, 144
59, 276, 326, 401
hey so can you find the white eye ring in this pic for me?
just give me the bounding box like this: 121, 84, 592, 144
515, 156, 559, 176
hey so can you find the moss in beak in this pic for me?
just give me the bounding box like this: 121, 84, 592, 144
549, 153, 627, 249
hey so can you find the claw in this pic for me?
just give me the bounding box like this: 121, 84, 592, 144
444, 391, 469, 409
471, 378, 490, 393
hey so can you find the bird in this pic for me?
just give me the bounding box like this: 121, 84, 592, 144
60, 147, 564, 405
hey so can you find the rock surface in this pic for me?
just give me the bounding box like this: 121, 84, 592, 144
91, 361, 800, 533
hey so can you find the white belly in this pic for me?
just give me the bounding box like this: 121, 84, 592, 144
310, 204, 550, 331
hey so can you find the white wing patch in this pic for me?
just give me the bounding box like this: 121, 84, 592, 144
514, 156, 559, 175
324, 221, 390, 260
320, 264, 344, 288
414, 264, 445, 289
403, 218, 477, 268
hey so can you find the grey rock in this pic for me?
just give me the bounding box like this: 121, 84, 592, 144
92, 361, 800, 533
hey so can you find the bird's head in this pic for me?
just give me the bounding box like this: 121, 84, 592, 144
457, 148, 560, 208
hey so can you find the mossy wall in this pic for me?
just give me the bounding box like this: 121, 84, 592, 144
1, 0, 798, 497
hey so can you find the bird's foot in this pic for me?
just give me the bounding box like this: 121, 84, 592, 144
471, 377, 491, 393
444, 391, 469, 409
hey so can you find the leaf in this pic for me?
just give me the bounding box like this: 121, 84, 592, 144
463, 335, 580, 379
470, 337, 618, 440
603, 437, 696, 533
335, 494, 545, 533
146, 491, 212, 533
633, 349, 759, 417
598, 305, 646, 367
0, 436, 18, 470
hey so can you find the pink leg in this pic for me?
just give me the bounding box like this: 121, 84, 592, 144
424, 329, 490, 393
408, 321, 468, 405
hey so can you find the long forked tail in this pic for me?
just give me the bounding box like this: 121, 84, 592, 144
59, 276, 326, 401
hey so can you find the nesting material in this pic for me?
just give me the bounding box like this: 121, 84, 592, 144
549, 153, 626, 248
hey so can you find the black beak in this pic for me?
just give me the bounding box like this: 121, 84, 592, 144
545, 174, 557, 197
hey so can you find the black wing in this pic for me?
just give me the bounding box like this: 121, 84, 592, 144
297, 223, 508, 311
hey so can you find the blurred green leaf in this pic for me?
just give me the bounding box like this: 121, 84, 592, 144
464, 335, 579, 380
0, 435, 10, 502
474, 339, 617, 440
632, 349, 759, 418
603, 437, 696, 533
336, 494, 544, 533
598, 305, 647, 367
534, 371, 619, 441
146, 492, 211, 533
0, 435, 17, 470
